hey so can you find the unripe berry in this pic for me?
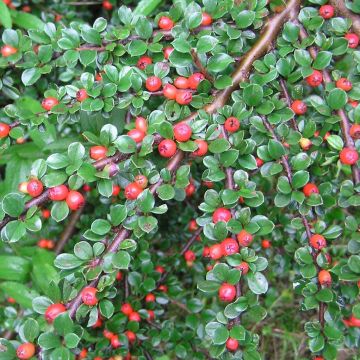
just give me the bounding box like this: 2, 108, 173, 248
121, 303, 133, 316
128, 311, 141, 322
224, 117, 240, 133
27, 179, 43, 197
319, 5, 334, 19
81, 287, 98, 306
212, 208, 232, 223
134, 174, 148, 189
45, 303, 67, 323
218, 283, 236, 302
158, 16, 174, 30
349, 124, 360, 139
237, 261, 249, 275
192, 139, 208, 156
163, 84, 177, 99
174, 122, 192, 142
222, 238, 239, 256
262, 239, 271, 249
146, 76, 162, 92
318, 269, 332, 286
158, 139, 177, 158
303, 183, 319, 197
128, 129, 146, 143
137, 56, 152, 70
306, 70, 323, 87
1, 45, 17, 57
145, 293, 155, 302
201, 12, 212, 26
102, 0, 113, 10
237, 230, 253, 247
203, 180, 214, 188
209, 244, 224, 260
66, 190, 85, 211
135, 116, 148, 133
0, 123, 10, 138
124, 182, 143, 200
174, 76, 189, 89
41, 97, 59, 111
175, 90, 192, 105
299, 137, 312, 151
16, 343, 36, 360
291, 100, 307, 115
336, 78, 352, 91
310, 234, 327, 250
339, 147, 359, 165
184, 250, 196, 262
49, 185, 69, 201
226, 338, 239, 352
76, 89, 88, 102
18, 181, 29, 194
163, 46, 174, 59
188, 73, 205, 90
345, 33, 359, 48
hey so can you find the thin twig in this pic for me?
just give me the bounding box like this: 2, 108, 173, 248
190, 49, 214, 82
279, 78, 299, 131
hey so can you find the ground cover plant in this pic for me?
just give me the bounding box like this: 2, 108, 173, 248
0, 0, 359, 359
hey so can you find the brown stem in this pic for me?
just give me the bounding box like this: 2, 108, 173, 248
55, 206, 84, 255
190, 49, 214, 82
67, 1, 102, 5
328, 0, 360, 37
279, 78, 299, 131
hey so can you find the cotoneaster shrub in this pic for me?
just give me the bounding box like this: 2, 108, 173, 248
0, 0, 359, 359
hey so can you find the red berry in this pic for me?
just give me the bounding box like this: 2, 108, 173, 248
90, 145, 107, 160
146, 76, 162, 92
163, 46, 174, 60
174, 77, 189, 89
203, 180, 214, 188
201, 12, 212, 26
218, 283, 236, 302
116, 271, 123, 281
81, 287, 98, 306
42, 209, 50, 219
83, 184, 91, 192
22, 5, 31, 12
262, 239, 271, 249
158, 16, 174, 30
137, 56, 152, 70
174, 122, 192, 142
128, 311, 141, 322
237, 261, 249, 275
318, 269, 332, 286
319, 5, 334, 19
41, 97, 59, 111
291, 100, 307, 115
188, 219, 198, 232
111, 335, 121, 348
339, 147, 359, 165
184, 250, 196, 262
212, 207, 232, 223
121, 303, 133, 316
348, 99, 359, 108
124, 182, 143, 200
222, 238, 239, 256
350, 124, 360, 139
176, 90, 192, 105
163, 84, 178, 99
145, 293, 155, 302
155, 265, 165, 273
303, 183, 319, 197
345, 33, 359, 48
16, 343, 36, 359
185, 182, 195, 197
336, 78, 352, 91
125, 330, 136, 344
1, 45, 17, 57
49, 185, 69, 201
224, 117, 240, 133
209, 244, 224, 260
226, 338, 239, 352
147, 309, 155, 320
112, 185, 121, 196
46, 240, 54, 249
256, 157, 264, 167
310, 234, 327, 250
158, 139, 177, 158
306, 70, 323, 87
202, 246, 210, 257
27, 179, 43, 197
128, 129, 145, 143
188, 73, 205, 90
0, 123, 10, 138
135, 116, 148, 133
66, 190, 85, 211
38, 239, 48, 248
134, 174, 148, 189
45, 303, 66, 323
79, 348, 88, 359
347, 315, 360, 327
76, 89, 88, 102
237, 230, 253, 247
95, 73, 103, 81
103, 329, 114, 339
192, 139, 208, 156
102, 0, 113, 10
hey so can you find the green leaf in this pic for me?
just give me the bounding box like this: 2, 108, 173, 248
112, 251, 131, 269
114, 135, 137, 153
91, 219, 111, 236
23, 319, 39, 342
0, 282, 39, 308
326, 88, 347, 110
243, 84, 263, 106
2, 193, 25, 217
0, 1, 12, 28
208, 54, 234, 73
10, 9, 45, 30
247, 272, 268, 294
22, 68, 41, 86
